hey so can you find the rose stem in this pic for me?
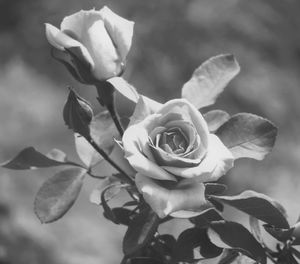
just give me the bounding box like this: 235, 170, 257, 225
106, 100, 124, 136
85, 135, 134, 185
95, 81, 124, 137
86, 170, 106, 179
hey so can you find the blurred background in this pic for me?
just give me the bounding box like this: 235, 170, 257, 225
0, 0, 300, 263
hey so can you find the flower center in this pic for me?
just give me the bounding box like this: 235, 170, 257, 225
158, 128, 188, 155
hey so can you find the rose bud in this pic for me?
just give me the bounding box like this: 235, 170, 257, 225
45, 6, 134, 83
63, 88, 93, 137
122, 98, 234, 218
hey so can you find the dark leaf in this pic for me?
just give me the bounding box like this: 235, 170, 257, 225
209, 198, 224, 212
210, 191, 289, 229
66, 46, 95, 84
51, 48, 85, 84
101, 183, 126, 224
208, 220, 266, 263
128, 257, 164, 264
291, 247, 300, 260
205, 183, 227, 196
218, 249, 239, 264
123, 201, 139, 207
123, 207, 160, 256
174, 228, 222, 261
230, 255, 257, 264
2, 147, 78, 170
216, 113, 277, 160
34, 167, 86, 223
263, 224, 294, 242
203, 110, 230, 132
182, 54, 240, 108
149, 234, 176, 261
278, 252, 299, 264
156, 234, 176, 257
292, 222, 300, 245
104, 207, 135, 226
74, 111, 118, 168
190, 208, 223, 228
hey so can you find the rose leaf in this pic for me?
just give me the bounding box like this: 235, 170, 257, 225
208, 220, 266, 264
100, 183, 127, 224
75, 110, 118, 168
203, 110, 230, 132
205, 183, 227, 196
89, 176, 123, 205
190, 208, 223, 228
210, 190, 289, 229
174, 227, 223, 262
216, 113, 278, 160
127, 257, 164, 264
107, 77, 139, 103
123, 206, 160, 256
104, 207, 135, 226
154, 234, 176, 258
263, 224, 294, 242
217, 249, 240, 264
182, 54, 240, 109
34, 167, 87, 223
1, 147, 79, 170
291, 222, 300, 245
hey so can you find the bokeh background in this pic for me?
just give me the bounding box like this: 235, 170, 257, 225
1, 0, 300, 263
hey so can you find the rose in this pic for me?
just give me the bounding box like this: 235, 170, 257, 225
122, 98, 234, 218
45, 6, 134, 82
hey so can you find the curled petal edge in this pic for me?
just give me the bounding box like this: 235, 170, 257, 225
162, 134, 234, 180
135, 174, 211, 218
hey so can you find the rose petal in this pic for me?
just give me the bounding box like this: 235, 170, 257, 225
162, 134, 234, 180
142, 95, 163, 112
99, 6, 134, 61
45, 23, 95, 71
135, 174, 211, 218
163, 120, 204, 159
129, 96, 163, 127
45, 23, 83, 50
61, 10, 121, 80
149, 126, 166, 142
149, 144, 201, 168
60, 9, 101, 41
123, 118, 176, 181
109, 142, 136, 177
157, 99, 209, 152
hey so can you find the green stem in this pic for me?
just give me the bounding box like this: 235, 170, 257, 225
95, 81, 124, 137
85, 135, 134, 185
87, 170, 106, 180
106, 100, 124, 136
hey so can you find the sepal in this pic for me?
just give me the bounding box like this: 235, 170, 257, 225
63, 88, 93, 138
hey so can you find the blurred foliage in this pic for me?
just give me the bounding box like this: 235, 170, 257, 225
1, 0, 300, 263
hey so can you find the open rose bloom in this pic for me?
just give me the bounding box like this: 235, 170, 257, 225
122, 97, 234, 218
45, 6, 134, 82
